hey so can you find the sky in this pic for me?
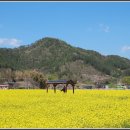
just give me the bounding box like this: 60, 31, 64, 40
0, 1, 130, 59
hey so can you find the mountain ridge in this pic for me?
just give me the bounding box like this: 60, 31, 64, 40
0, 37, 130, 83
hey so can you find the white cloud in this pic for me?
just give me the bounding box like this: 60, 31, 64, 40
0, 38, 22, 48
121, 46, 130, 52
99, 24, 110, 33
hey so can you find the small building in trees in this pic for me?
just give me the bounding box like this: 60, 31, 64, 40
0, 84, 9, 89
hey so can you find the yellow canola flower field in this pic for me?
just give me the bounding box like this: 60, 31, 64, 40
0, 89, 130, 128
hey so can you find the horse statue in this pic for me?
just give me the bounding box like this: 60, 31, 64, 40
61, 86, 66, 93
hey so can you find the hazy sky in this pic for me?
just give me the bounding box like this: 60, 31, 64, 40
0, 2, 130, 59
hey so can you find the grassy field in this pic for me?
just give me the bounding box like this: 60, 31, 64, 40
0, 89, 130, 128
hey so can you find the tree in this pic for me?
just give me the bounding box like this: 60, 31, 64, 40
122, 76, 130, 85
47, 73, 58, 80
30, 70, 46, 89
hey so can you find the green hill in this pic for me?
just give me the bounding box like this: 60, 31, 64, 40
0, 37, 130, 83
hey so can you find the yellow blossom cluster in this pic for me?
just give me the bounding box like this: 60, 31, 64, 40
0, 89, 130, 128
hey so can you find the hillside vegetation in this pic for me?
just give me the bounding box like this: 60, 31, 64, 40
0, 37, 130, 83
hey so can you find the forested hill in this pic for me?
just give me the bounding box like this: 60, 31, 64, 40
0, 37, 130, 83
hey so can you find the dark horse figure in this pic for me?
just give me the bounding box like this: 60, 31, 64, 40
61, 86, 66, 93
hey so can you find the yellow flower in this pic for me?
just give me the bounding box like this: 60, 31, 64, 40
0, 89, 130, 128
